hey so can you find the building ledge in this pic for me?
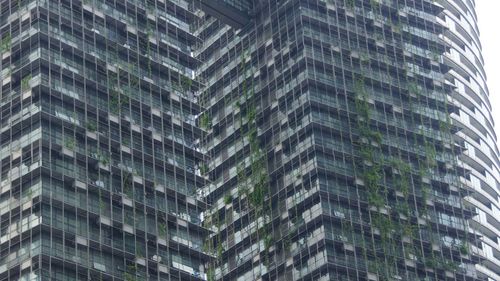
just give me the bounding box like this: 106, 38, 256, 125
199, 0, 251, 28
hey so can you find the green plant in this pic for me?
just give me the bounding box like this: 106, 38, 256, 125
181, 76, 192, 92
124, 264, 137, 281
264, 234, 273, 250
248, 172, 268, 210
393, 173, 410, 198
459, 242, 469, 255
371, 131, 382, 144
109, 91, 120, 114
360, 52, 370, 63
136, 247, 143, 258
158, 222, 166, 237
99, 154, 109, 166
443, 260, 458, 271
123, 174, 133, 198
86, 121, 97, 132
123, 137, 131, 146
424, 143, 437, 168
0, 34, 11, 52
207, 267, 215, 281
199, 113, 211, 129
283, 236, 291, 252
129, 72, 139, 87
432, 49, 440, 61
121, 93, 130, 106
368, 192, 384, 208
99, 197, 105, 211
146, 27, 154, 38
108, 72, 118, 90
424, 256, 438, 269
224, 194, 232, 205
346, 0, 355, 9
203, 240, 212, 254
372, 214, 393, 240
21, 75, 31, 91
439, 119, 451, 132
217, 241, 223, 259
354, 74, 365, 92
246, 106, 256, 122
407, 81, 419, 94
392, 22, 402, 33
363, 169, 381, 190
65, 138, 75, 149
199, 163, 208, 175
395, 203, 410, 217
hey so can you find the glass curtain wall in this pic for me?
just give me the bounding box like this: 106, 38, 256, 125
193, 0, 483, 280
0, 0, 209, 280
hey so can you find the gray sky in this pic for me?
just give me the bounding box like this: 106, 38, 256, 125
476, 1, 500, 139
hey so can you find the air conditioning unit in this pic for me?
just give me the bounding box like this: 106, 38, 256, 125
94, 180, 105, 188
334, 211, 345, 219
93, 262, 106, 272
335, 234, 348, 242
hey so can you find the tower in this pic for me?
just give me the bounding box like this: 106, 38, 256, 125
195, 0, 488, 280
0, 0, 208, 280
1, 0, 498, 280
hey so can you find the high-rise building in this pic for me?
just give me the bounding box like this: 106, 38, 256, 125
195, 0, 497, 280
1, 0, 499, 281
0, 0, 210, 280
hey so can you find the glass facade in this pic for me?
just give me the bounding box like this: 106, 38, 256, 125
0, 0, 209, 280
1, 0, 498, 281
195, 0, 491, 280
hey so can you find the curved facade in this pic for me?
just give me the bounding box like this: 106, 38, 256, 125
441, 1, 500, 280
